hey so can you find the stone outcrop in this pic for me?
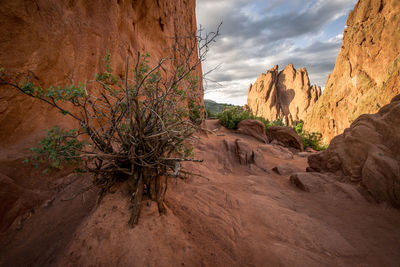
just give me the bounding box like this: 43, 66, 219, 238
247, 64, 321, 125
0, 0, 201, 147
223, 139, 268, 172
308, 95, 400, 208
304, 0, 400, 142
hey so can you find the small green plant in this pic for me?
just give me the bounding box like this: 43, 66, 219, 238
23, 126, 86, 172
189, 98, 202, 124
293, 120, 327, 150
217, 106, 253, 129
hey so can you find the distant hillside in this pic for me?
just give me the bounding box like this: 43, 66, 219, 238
204, 99, 239, 114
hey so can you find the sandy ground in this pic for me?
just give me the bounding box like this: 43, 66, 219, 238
1, 119, 400, 266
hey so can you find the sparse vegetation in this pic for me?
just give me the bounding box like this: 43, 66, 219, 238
217, 106, 254, 129
293, 120, 327, 151
217, 106, 284, 131
217, 107, 327, 150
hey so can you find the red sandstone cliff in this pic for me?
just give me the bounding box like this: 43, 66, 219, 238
0, 0, 200, 233
304, 0, 400, 142
0, 0, 201, 147
247, 64, 321, 125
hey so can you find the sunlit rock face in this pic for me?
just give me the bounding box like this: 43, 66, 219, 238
246, 64, 321, 125
0, 0, 200, 147
303, 0, 400, 143
308, 95, 400, 208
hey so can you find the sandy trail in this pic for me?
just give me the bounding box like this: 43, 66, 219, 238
1, 120, 400, 266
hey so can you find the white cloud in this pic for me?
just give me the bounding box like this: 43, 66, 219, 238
197, 0, 357, 105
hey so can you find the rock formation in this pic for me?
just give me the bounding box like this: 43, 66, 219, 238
304, 0, 400, 142
0, 0, 201, 148
246, 64, 321, 125
308, 95, 400, 208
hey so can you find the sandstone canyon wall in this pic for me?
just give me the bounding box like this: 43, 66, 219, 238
246, 64, 321, 125
304, 0, 400, 142
0, 0, 199, 233
0, 0, 200, 148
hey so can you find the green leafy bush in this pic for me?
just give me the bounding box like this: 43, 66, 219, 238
217, 106, 253, 129
217, 107, 284, 131
24, 126, 86, 173
293, 120, 327, 151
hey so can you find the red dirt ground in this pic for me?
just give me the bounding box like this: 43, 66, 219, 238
1, 120, 400, 266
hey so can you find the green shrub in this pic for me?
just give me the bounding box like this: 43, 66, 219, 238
293, 120, 327, 150
205, 108, 215, 119
217, 106, 253, 129
189, 99, 202, 124
217, 107, 285, 131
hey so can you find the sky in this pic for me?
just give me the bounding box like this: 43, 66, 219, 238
196, 0, 358, 105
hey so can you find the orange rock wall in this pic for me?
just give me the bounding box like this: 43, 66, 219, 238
304, 0, 400, 142
247, 64, 321, 125
0, 0, 200, 147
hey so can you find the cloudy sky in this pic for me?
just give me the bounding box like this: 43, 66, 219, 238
196, 0, 357, 105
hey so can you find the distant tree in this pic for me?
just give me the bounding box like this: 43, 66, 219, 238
0, 25, 220, 227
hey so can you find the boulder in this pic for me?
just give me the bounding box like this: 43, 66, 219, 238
237, 119, 269, 143
308, 95, 400, 207
267, 126, 304, 151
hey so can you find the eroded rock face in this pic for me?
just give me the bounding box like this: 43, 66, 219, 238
0, 0, 200, 147
223, 139, 267, 172
308, 95, 400, 207
304, 0, 400, 142
247, 64, 321, 125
